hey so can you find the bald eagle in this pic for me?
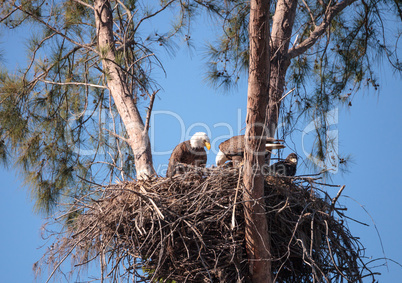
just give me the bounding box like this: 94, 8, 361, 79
266, 153, 298, 176
166, 132, 211, 177
216, 135, 285, 166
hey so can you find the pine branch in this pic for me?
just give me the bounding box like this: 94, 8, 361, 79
104, 128, 129, 144
278, 87, 295, 103
13, 3, 97, 54
115, 0, 132, 19
144, 89, 159, 134
133, 0, 175, 34
23, 32, 58, 82
0, 5, 19, 23
26, 45, 87, 96
301, 0, 316, 25
72, 0, 95, 11
288, 0, 357, 59
45, 225, 98, 283
39, 79, 108, 89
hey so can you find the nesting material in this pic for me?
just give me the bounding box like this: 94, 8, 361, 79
38, 165, 376, 282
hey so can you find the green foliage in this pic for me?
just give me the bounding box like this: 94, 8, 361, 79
204, 0, 402, 172
204, 1, 250, 91
1, 0, 399, 215
0, 0, 202, 215
206, 0, 401, 94
63, 0, 90, 29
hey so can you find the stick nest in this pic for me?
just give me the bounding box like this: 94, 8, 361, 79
38, 165, 376, 282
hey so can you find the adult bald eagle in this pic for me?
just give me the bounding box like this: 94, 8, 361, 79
266, 153, 298, 176
216, 135, 285, 166
166, 132, 211, 177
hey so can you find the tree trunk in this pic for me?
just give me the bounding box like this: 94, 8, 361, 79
243, 0, 272, 282
267, 0, 356, 139
94, 0, 155, 180
267, 0, 298, 139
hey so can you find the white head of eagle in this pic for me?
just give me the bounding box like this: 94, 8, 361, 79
190, 132, 211, 150
166, 132, 211, 177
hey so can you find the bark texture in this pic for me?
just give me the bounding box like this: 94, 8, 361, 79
94, 0, 155, 179
243, 0, 272, 282
267, 0, 298, 138
244, 1, 358, 281
267, 0, 357, 138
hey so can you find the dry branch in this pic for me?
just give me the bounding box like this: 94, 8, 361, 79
37, 166, 377, 282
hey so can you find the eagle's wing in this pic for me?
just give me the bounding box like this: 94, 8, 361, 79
219, 135, 245, 157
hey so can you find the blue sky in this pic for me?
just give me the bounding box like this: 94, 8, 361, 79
1, 4, 402, 282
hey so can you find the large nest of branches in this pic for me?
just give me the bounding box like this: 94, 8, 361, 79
38, 165, 376, 282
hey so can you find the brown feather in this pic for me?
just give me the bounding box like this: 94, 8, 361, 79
266, 153, 298, 176
166, 140, 207, 177
218, 135, 284, 163
219, 135, 245, 157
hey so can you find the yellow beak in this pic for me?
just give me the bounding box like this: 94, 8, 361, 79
205, 141, 211, 150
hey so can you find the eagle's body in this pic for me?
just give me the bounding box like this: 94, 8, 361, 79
166, 132, 210, 177
266, 153, 298, 176
216, 135, 285, 166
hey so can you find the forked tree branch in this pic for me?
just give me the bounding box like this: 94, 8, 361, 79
301, 0, 316, 25
288, 0, 357, 59
13, 3, 97, 53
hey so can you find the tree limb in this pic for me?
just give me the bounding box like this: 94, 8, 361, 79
133, 0, 175, 34
329, 185, 346, 213
0, 5, 19, 23
72, 0, 94, 10
40, 79, 108, 89
13, 3, 97, 54
301, 0, 316, 25
288, 0, 357, 59
393, 0, 402, 21
144, 89, 159, 134
278, 87, 295, 103
104, 128, 130, 144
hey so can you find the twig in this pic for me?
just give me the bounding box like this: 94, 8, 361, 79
231, 167, 243, 230
302, 0, 316, 25
40, 79, 107, 89
13, 3, 97, 53
144, 89, 159, 134
288, 0, 357, 59
329, 185, 346, 213
324, 220, 351, 282
72, 0, 94, 10
39, 166, 376, 282
278, 87, 296, 103
45, 225, 97, 283
104, 128, 130, 143
140, 185, 165, 220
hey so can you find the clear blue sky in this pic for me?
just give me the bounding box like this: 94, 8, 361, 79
1, 5, 402, 282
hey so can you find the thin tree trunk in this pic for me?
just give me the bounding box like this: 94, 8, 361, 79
267, 0, 356, 139
243, 0, 272, 282
94, 0, 155, 179
267, 0, 298, 139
